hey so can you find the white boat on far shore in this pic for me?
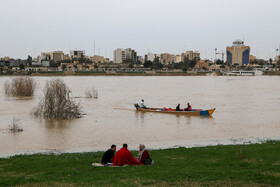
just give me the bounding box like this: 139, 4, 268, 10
226, 70, 263, 76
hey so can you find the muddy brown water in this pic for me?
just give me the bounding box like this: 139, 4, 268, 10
0, 76, 279, 157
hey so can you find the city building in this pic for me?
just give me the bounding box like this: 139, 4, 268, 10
174, 55, 182, 63
226, 39, 250, 66
71, 50, 85, 59
249, 55, 256, 63
181, 51, 200, 61
91, 55, 106, 63
145, 52, 156, 62
160, 53, 175, 65
195, 60, 210, 69
50, 51, 64, 62
113, 48, 137, 64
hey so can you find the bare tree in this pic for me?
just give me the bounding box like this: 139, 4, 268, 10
4, 77, 37, 97
85, 87, 98, 98
32, 79, 82, 119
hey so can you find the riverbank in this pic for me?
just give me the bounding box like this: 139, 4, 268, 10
1, 141, 279, 186
0, 71, 209, 76
0, 71, 280, 76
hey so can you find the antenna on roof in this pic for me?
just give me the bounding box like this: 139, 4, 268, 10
94, 41, 95, 56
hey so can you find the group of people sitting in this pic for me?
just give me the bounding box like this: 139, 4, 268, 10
176, 103, 192, 111
101, 144, 153, 166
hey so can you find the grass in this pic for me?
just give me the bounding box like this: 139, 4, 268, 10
0, 141, 280, 186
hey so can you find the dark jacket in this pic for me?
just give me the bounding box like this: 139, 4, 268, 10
101, 149, 115, 164
139, 150, 151, 164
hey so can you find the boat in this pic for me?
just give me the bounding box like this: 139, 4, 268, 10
134, 104, 216, 116
226, 70, 263, 76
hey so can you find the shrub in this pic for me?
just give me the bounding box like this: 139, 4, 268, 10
9, 118, 23, 132
32, 79, 82, 119
85, 87, 98, 98
4, 77, 37, 96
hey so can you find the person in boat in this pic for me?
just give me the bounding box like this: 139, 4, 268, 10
101, 144, 116, 165
113, 144, 140, 166
139, 99, 147, 109
186, 103, 192, 111
138, 144, 153, 165
176, 104, 182, 111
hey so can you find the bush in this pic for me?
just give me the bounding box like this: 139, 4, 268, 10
4, 77, 37, 96
9, 118, 23, 132
32, 79, 82, 119
85, 87, 98, 98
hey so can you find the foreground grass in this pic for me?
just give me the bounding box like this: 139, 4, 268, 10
0, 141, 280, 186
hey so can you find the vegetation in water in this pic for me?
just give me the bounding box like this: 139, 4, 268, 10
32, 79, 82, 119
4, 77, 37, 97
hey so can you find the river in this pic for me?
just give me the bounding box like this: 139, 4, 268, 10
0, 76, 279, 157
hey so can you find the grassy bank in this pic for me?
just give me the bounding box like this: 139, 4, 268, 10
1, 141, 280, 186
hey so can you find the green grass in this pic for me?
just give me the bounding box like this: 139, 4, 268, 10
1, 141, 280, 186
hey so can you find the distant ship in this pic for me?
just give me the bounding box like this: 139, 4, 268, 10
226, 70, 263, 76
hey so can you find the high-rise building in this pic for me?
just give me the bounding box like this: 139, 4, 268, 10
145, 52, 156, 62
70, 50, 85, 59
174, 55, 182, 63
113, 48, 137, 64
50, 51, 64, 62
181, 51, 200, 61
226, 40, 250, 66
160, 53, 175, 65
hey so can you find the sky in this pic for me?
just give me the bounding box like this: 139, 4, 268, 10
0, 0, 280, 60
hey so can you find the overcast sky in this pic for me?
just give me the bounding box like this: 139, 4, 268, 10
1, 0, 280, 60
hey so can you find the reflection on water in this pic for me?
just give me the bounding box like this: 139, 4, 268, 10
0, 76, 280, 157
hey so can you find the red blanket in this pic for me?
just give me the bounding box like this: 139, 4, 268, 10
113, 147, 140, 166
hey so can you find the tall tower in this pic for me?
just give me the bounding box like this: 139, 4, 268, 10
226, 39, 250, 66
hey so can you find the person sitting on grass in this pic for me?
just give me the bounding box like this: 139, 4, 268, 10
101, 144, 116, 165
138, 144, 153, 165
112, 144, 140, 166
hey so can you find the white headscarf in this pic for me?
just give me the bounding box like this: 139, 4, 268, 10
138, 144, 146, 159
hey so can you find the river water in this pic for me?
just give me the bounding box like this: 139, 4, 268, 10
0, 76, 279, 157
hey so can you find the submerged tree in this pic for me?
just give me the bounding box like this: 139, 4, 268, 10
32, 79, 82, 119
85, 87, 98, 98
4, 77, 37, 97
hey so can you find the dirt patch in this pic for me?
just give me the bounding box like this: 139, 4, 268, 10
243, 158, 263, 163
207, 159, 218, 163
165, 155, 185, 160
13, 183, 79, 187
145, 180, 267, 187
262, 172, 280, 177
272, 161, 280, 166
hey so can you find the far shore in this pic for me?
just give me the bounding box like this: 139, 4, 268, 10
0, 71, 280, 76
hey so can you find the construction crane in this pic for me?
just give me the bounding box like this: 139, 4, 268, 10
215, 48, 225, 62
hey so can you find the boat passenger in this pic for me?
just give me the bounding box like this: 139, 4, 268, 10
139, 99, 147, 109
186, 103, 192, 111
176, 104, 182, 111
113, 144, 140, 166
138, 144, 153, 165
101, 144, 116, 165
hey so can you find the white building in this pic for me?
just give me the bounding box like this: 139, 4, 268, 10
113, 48, 137, 64
145, 52, 156, 62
